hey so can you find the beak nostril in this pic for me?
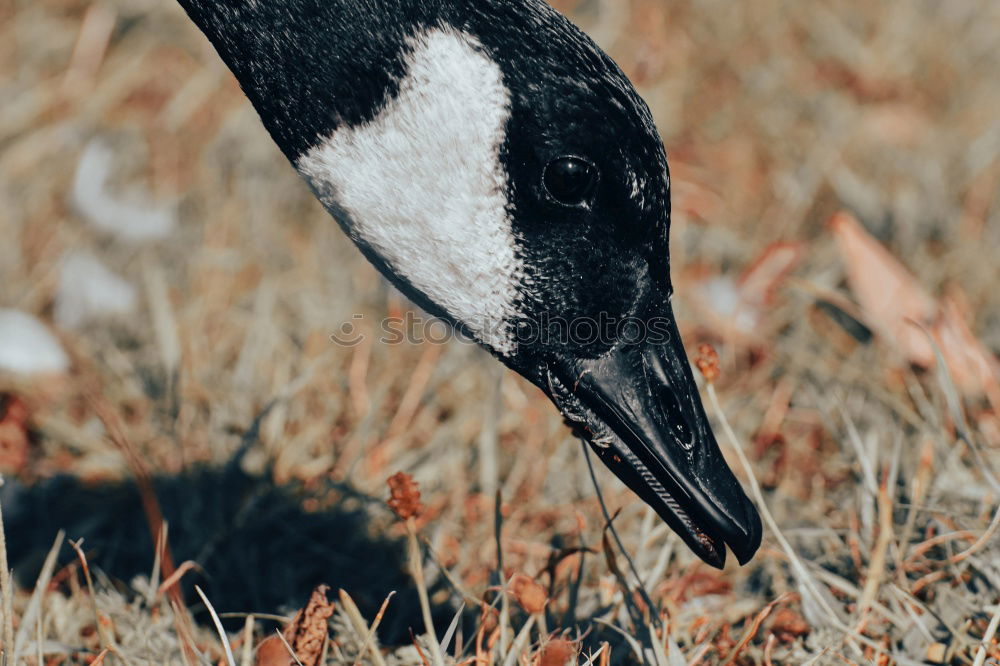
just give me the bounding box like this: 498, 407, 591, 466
671, 418, 693, 450
655, 383, 695, 450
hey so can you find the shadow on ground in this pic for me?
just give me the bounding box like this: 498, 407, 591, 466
1, 464, 444, 641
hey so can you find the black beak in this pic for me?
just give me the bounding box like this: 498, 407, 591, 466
544, 298, 762, 568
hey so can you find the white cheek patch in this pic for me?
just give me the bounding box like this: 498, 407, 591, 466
296, 27, 522, 356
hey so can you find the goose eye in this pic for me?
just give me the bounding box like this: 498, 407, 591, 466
542, 156, 599, 207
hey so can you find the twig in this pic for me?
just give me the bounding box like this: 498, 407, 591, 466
195, 585, 236, 666
837, 405, 879, 497
906, 530, 979, 564
13, 530, 65, 660
170, 598, 201, 666
440, 601, 465, 656
148, 521, 167, 607
722, 593, 793, 665
948, 502, 1000, 565
895, 439, 934, 584
478, 365, 503, 501
686, 643, 713, 665
856, 468, 894, 622
68, 539, 115, 650
495, 490, 510, 657
501, 615, 535, 666
157, 560, 203, 601
89, 394, 180, 606
424, 540, 485, 607
35, 609, 41, 666
339, 588, 388, 666
763, 634, 778, 666
384, 343, 443, 441
562, 546, 587, 629
352, 590, 395, 666
972, 604, 1000, 666
581, 439, 662, 630
61, 3, 115, 95
646, 621, 670, 666
579, 643, 607, 666
240, 615, 255, 666
275, 629, 305, 666
410, 628, 431, 666
599, 524, 649, 643
0, 490, 13, 666
593, 618, 646, 662
407, 516, 445, 666
220, 612, 292, 623
142, 261, 182, 421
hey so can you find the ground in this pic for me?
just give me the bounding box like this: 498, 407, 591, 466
0, 0, 999, 663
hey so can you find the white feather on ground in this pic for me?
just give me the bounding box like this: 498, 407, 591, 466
0, 309, 70, 375
54, 250, 137, 329
71, 140, 177, 242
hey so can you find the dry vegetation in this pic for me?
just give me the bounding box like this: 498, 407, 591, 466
1, 0, 999, 663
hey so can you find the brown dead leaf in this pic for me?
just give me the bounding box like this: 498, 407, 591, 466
508, 573, 548, 614
933, 295, 1000, 405
831, 210, 1000, 400
770, 608, 810, 643
830, 210, 938, 366
255, 634, 295, 666
538, 638, 579, 666
0, 394, 31, 473
256, 585, 334, 666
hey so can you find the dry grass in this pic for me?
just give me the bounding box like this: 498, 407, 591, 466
1, 0, 999, 663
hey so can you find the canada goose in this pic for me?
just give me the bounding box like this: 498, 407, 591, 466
175, 0, 762, 568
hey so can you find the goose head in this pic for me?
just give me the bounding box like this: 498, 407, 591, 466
176, 0, 762, 568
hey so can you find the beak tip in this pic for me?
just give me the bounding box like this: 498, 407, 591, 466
731, 504, 764, 566
734, 545, 756, 567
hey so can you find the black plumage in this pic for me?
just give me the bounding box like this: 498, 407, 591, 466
176, 0, 761, 567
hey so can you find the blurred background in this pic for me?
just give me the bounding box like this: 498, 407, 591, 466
1, 0, 998, 663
